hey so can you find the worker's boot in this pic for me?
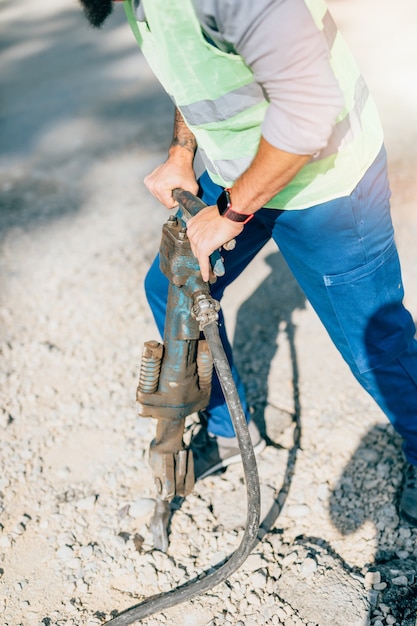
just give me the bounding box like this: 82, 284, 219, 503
399, 462, 417, 526
190, 413, 266, 480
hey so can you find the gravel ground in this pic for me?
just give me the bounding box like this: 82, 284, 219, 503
1, 1, 417, 625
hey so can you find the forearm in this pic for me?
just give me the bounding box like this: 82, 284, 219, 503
143, 109, 199, 208
228, 136, 311, 215
169, 108, 197, 162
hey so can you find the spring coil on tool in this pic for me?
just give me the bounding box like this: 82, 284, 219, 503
138, 340, 163, 394
197, 340, 213, 389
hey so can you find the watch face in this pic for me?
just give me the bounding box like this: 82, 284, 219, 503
217, 189, 231, 215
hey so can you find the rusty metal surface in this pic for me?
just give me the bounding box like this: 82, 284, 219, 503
136, 191, 219, 550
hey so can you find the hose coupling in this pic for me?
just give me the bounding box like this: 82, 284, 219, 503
191, 292, 220, 329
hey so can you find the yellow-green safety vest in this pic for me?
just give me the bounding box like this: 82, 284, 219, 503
124, 0, 384, 210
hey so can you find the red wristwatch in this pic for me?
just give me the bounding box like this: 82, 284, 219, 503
216, 188, 254, 224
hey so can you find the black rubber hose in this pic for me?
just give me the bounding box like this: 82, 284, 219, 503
104, 320, 261, 625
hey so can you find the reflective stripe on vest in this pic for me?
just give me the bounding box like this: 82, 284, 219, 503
178, 82, 266, 126
124, 0, 383, 210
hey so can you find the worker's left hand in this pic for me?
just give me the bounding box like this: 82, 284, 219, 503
186, 205, 244, 282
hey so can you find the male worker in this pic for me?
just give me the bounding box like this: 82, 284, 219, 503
79, 0, 417, 526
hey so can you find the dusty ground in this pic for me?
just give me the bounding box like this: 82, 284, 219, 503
1, 1, 417, 625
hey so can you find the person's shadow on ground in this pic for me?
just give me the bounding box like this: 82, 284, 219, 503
233, 250, 306, 439
232, 252, 417, 624
328, 423, 417, 624
327, 306, 417, 624
230, 250, 307, 530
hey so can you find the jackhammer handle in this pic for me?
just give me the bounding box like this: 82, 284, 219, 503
172, 188, 236, 277
172, 188, 206, 217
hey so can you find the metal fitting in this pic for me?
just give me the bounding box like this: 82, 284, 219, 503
191, 292, 220, 329
167, 215, 178, 227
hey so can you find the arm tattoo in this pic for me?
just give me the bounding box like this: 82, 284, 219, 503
171, 109, 197, 155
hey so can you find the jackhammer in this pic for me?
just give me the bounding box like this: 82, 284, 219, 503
105, 189, 261, 625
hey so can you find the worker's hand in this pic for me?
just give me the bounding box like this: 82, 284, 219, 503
144, 153, 198, 210
187, 205, 244, 282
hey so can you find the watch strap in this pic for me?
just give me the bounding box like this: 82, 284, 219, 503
217, 188, 254, 224
222, 207, 254, 224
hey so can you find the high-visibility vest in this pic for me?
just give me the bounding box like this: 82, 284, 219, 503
124, 0, 384, 210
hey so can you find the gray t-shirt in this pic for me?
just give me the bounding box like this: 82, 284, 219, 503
135, 0, 344, 155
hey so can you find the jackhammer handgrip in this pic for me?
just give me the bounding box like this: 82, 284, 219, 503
172, 188, 206, 217
172, 188, 235, 278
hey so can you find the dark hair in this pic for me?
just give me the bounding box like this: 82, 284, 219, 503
79, 0, 114, 28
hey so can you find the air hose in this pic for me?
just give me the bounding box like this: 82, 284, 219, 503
105, 319, 261, 625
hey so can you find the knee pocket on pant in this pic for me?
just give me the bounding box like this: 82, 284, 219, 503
323, 240, 415, 374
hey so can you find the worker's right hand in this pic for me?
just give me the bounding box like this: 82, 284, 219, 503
144, 152, 199, 210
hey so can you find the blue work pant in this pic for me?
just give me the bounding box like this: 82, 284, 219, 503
144, 147, 417, 464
